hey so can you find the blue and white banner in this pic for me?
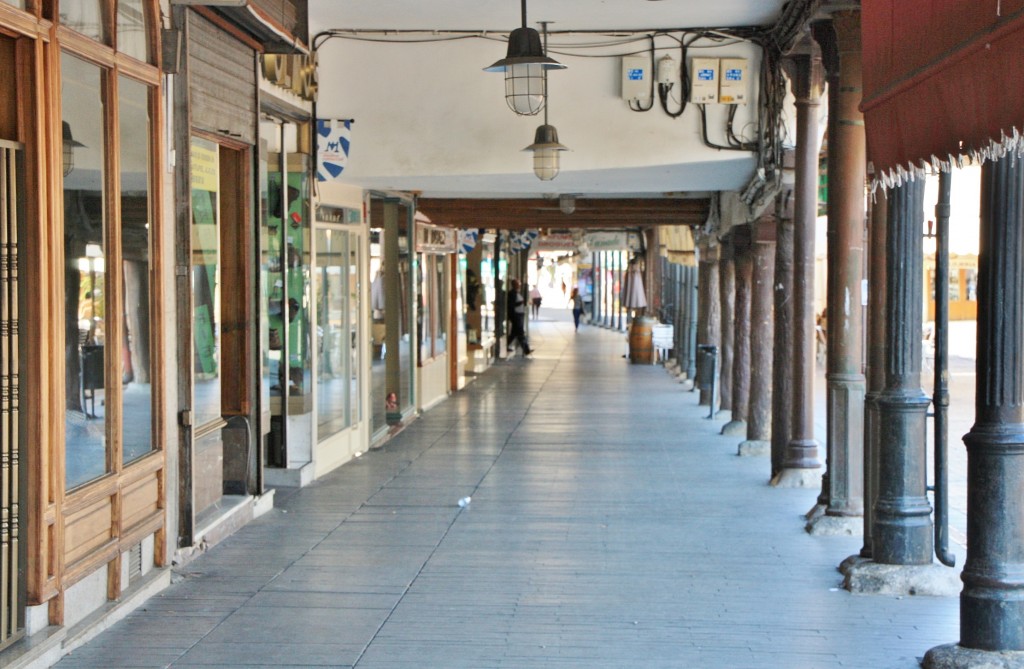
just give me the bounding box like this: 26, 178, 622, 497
458, 229, 479, 254
316, 119, 352, 181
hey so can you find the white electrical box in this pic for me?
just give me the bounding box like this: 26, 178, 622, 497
689, 58, 719, 103
622, 56, 651, 105
719, 58, 749, 104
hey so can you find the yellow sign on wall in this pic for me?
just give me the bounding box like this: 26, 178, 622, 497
191, 140, 219, 192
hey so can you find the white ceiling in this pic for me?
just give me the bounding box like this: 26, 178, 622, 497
309, 1, 788, 33
307, 0, 791, 201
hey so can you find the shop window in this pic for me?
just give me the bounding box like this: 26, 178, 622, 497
60, 0, 109, 44
116, 0, 150, 63
418, 255, 447, 360
119, 75, 153, 464
315, 228, 346, 438
63, 55, 108, 490
315, 225, 360, 441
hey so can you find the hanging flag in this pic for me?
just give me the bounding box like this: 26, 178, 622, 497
316, 119, 352, 181
458, 229, 479, 254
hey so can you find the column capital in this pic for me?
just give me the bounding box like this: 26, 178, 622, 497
783, 43, 825, 101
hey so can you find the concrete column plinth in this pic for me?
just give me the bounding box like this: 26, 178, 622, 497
737, 439, 769, 457
840, 559, 959, 597
923, 644, 1024, 669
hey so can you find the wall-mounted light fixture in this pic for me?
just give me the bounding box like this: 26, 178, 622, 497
484, 0, 566, 116
62, 121, 85, 177
523, 23, 568, 180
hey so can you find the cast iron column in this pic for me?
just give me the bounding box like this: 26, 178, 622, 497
772, 181, 796, 479
741, 216, 776, 456
724, 226, 752, 436
719, 239, 736, 415
697, 244, 721, 407
872, 178, 933, 565
779, 48, 823, 482
962, 152, 1024, 650
810, 13, 866, 530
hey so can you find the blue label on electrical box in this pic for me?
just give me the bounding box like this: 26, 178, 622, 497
627, 68, 645, 81
726, 69, 742, 81
698, 68, 715, 81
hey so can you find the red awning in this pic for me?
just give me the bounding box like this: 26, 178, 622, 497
861, 0, 1024, 186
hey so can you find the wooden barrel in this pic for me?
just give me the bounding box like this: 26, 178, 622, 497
629, 316, 655, 364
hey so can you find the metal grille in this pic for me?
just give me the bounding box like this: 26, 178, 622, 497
0, 141, 23, 648
128, 543, 142, 584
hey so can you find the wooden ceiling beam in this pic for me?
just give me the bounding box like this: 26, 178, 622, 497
416, 197, 710, 230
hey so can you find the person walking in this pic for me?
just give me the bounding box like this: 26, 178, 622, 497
507, 278, 533, 355
529, 285, 542, 318
570, 286, 584, 331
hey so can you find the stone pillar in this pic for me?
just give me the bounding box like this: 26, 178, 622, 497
771, 182, 795, 479
926, 154, 1024, 666
718, 239, 736, 416
697, 244, 721, 407
723, 227, 752, 436
740, 216, 776, 457
807, 13, 866, 535
776, 48, 823, 486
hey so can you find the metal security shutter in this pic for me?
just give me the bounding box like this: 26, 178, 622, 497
187, 12, 257, 145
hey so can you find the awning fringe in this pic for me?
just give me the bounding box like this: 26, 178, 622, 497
869, 126, 1024, 195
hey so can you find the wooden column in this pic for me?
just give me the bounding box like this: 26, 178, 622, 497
723, 226, 752, 436
861, 190, 888, 558
778, 47, 824, 483
809, 13, 866, 531
740, 217, 776, 456
697, 244, 721, 407
771, 181, 796, 479
718, 239, 736, 414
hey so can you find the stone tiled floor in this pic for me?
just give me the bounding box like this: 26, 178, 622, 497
55, 310, 960, 668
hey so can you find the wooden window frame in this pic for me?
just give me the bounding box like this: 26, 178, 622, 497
22, 0, 166, 622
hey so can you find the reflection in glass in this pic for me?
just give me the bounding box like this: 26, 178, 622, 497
349, 241, 361, 423
1, 0, 27, 10
190, 136, 222, 427
117, 0, 150, 63
316, 229, 349, 441
120, 77, 153, 464
63, 55, 108, 489
60, 0, 107, 43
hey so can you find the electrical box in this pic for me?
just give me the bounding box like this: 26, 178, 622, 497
689, 58, 719, 103
719, 58, 749, 104
621, 56, 651, 106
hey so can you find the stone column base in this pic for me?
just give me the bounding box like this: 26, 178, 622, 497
923, 643, 1024, 669
681, 378, 695, 390
806, 513, 862, 537
721, 419, 746, 436
841, 560, 960, 596
738, 439, 770, 457
770, 468, 820, 488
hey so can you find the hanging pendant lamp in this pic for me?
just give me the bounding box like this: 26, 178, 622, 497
484, 0, 566, 116
523, 23, 568, 180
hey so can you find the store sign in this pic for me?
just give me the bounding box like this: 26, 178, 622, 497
533, 232, 576, 251
262, 53, 318, 102
315, 204, 359, 225
415, 223, 457, 254
584, 232, 641, 251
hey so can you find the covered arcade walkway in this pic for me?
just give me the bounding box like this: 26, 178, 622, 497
55, 312, 958, 668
